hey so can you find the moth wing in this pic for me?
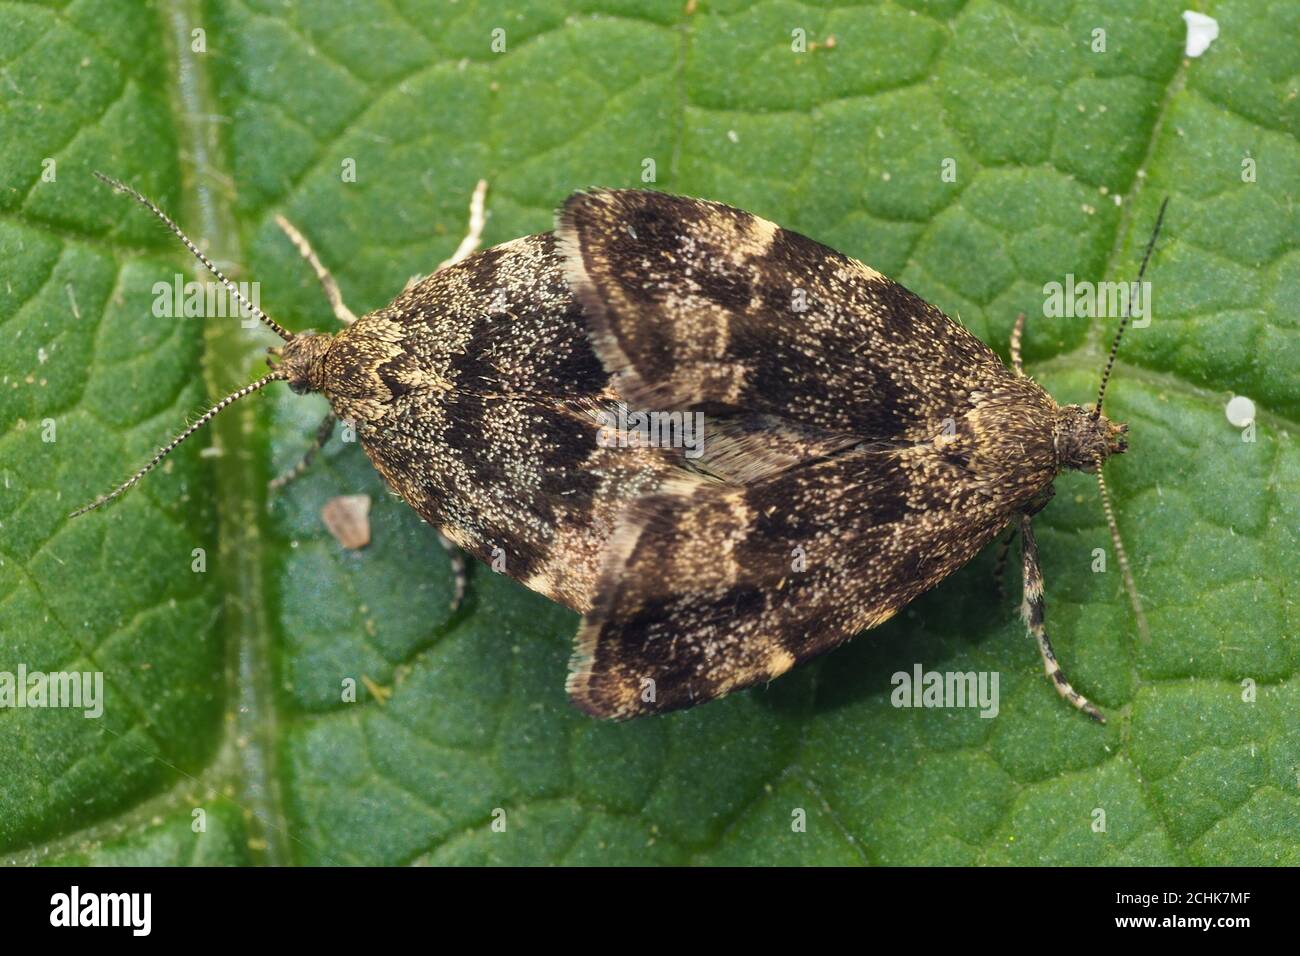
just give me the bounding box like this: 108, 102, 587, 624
558, 189, 1011, 442
567, 443, 1011, 719
366, 392, 699, 615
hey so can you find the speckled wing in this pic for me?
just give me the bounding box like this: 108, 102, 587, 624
323, 233, 703, 614
568, 378, 1065, 717
567, 440, 1014, 719
557, 189, 1014, 443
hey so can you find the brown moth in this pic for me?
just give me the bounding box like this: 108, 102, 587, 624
557, 190, 1164, 721
77, 176, 1161, 726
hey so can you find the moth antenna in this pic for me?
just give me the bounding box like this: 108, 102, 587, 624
70, 370, 287, 518
1095, 454, 1150, 642
1093, 196, 1169, 419
92, 171, 294, 342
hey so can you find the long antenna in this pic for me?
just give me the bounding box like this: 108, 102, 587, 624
70, 371, 287, 517
93, 171, 294, 342
1094, 197, 1169, 418
1095, 453, 1150, 642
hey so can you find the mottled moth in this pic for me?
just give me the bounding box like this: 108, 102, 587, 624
557, 190, 1164, 722
76, 176, 1163, 725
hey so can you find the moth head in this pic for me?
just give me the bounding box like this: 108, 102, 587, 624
1056, 404, 1128, 472
272, 331, 334, 395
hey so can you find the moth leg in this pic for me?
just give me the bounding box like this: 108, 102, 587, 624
268, 412, 337, 492
273, 214, 359, 327
1019, 514, 1105, 723
437, 532, 467, 613
992, 525, 1018, 599
1010, 312, 1026, 376
435, 178, 489, 271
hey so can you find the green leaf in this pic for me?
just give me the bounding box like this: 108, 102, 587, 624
2, 0, 1295, 866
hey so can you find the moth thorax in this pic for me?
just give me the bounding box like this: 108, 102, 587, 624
275, 331, 334, 395
1055, 403, 1128, 472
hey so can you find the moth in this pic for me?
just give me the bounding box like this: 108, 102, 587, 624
558, 190, 1165, 722
76, 176, 1162, 726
